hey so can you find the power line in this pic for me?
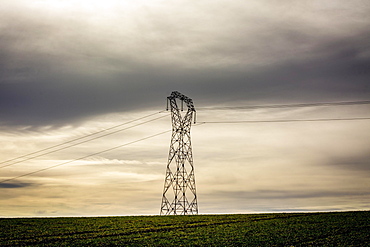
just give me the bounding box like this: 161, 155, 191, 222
197, 100, 370, 110
197, 117, 370, 124
0, 112, 169, 169
0, 130, 171, 184
0, 111, 165, 166
3, 99, 368, 167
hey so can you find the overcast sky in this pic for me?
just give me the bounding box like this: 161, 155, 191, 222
1, 0, 370, 217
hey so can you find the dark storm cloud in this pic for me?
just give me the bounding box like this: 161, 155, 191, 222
0, 182, 34, 189
1, 32, 369, 127
327, 153, 370, 171
1, 1, 370, 127
213, 189, 370, 200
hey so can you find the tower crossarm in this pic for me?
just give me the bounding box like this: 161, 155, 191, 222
167, 91, 196, 113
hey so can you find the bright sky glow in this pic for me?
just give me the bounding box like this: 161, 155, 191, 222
32, 0, 144, 10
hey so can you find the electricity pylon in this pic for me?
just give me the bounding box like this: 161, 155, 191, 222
160, 91, 198, 215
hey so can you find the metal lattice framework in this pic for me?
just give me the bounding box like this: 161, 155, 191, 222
160, 91, 198, 215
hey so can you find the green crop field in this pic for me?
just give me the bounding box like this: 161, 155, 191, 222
1, 211, 369, 246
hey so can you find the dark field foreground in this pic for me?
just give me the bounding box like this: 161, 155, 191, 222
1, 211, 369, 246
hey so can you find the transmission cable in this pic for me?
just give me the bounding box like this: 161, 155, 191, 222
0, 130, 171, 184
197, 117, 370, 124
197, 100, 370, 110
0, 111, 165, 166
0, 112, 169, 169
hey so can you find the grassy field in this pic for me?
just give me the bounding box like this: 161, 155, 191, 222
1, 211, 369, 246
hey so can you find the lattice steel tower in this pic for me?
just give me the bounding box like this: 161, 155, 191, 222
160, 91, 198, 215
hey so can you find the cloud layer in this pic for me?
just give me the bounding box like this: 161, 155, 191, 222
1, 0, 369, 126
1, 0, 370, 216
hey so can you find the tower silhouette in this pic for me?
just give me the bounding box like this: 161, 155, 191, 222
160, 91, 198, 215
